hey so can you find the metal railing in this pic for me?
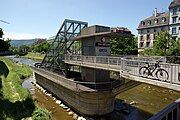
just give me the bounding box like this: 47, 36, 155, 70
149, 98, 180, 120
65, 55, 180, 86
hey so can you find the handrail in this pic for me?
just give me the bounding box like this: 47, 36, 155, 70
149, 98, 180, 120
64, 55, 180, 86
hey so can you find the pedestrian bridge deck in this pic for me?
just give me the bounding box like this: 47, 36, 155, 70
64, 55, 180, 91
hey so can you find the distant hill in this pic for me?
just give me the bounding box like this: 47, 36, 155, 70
10, 39, 36, 47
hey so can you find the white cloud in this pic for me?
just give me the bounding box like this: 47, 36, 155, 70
4, 32, 48, 40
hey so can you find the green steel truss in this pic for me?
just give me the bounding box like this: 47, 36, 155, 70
41, 19, 88, 75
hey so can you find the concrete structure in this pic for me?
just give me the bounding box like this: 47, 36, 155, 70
33, 22, 134, 116
137, 9, 169, 53
169, 0, 180, 39
33, 19, 180, 118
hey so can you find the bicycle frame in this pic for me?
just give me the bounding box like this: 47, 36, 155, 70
146, 62, 160, 76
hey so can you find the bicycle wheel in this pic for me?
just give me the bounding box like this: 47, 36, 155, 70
156, 69, 169, 81
139, 67, 149, 77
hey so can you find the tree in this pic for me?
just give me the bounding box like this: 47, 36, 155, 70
31, 41, 50, 53
110, 36, 138, 55
167, 39, 180, 56
153, 31, 171, 56
0, 28, 3, 38
0, 39, 11, 52
140, 31, 174, 56
18, 45, 30, 53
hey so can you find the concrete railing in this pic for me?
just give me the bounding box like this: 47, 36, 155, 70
149, 98, 180, 120
65, 55, 180, 86
32, 66, 122, 91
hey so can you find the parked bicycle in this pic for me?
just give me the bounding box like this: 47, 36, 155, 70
139, 61, 169, 81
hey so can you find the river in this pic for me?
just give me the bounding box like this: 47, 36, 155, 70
7, 56, 180, 120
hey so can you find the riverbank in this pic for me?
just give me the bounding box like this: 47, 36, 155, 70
21, 52, 45, 61
0, 57, 50, 120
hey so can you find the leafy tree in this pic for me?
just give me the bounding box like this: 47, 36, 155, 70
110, 36, 138, 55
0, 28, 3, 38
18, 45, 30, 53
153, 31, 171, 56
0, 29, 11, 52
140, 31, 177, 56
31, 41, 50, 53
0, 39, 11, 52
167, 39, 180, 56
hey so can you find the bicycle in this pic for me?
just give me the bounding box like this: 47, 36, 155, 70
139, 61, 169, 81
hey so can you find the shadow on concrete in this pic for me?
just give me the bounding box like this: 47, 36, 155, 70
0, 60, 9, 78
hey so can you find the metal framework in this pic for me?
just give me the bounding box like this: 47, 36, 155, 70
41, 19, 88, 75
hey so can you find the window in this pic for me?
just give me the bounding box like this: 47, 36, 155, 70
140, 43, 144, 48
146, 42, 150, 47
141, 21, 145, 26
154, 29, 157, 32
147, 34, 150, 40
140, 36, 143, 41
153, 34, 156, 40
173, 8, 177, 15
172, 17, 177, 23
147, 29, 150, 33
172, 27, 177, 34
162, 17, 166, 22
147, 20, 151, 25
161, 27, 165, 31
154, 19, 159, 24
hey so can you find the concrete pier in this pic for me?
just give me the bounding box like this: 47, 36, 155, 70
33, 67, 117, 115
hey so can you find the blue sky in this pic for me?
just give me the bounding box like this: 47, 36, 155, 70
0, 0, 172, 39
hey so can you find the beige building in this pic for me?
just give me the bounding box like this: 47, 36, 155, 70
137, 9, 169, 52
169, 0, 180, 39
137, 0, 180, 53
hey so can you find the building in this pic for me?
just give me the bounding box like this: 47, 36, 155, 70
137, 0, 180, 53
169, 0, 180, 39
137, 9, 169, 52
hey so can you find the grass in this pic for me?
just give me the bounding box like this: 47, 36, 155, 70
0, 57, 51, 120
0, 57, 34, 119
22, 52, 45, 61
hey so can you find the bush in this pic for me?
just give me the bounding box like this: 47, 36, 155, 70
32, 108, 51, 120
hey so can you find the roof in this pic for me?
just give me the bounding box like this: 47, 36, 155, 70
169, 0, 180, 9
137, 12, 169, 30
69, 31, 133, 41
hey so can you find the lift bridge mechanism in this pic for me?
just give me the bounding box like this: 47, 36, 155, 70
41, 19, 88, 76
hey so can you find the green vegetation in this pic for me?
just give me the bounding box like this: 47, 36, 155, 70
0, 57, 50, 119
0, 28, 11, 52
141, 31, 180, 56
0, 57, 34, 119
31, 41, 50, 53
0, 28, 3, 38
111, 36, 138, 55
22, 52, 45, 61
32, 108, 51, 120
